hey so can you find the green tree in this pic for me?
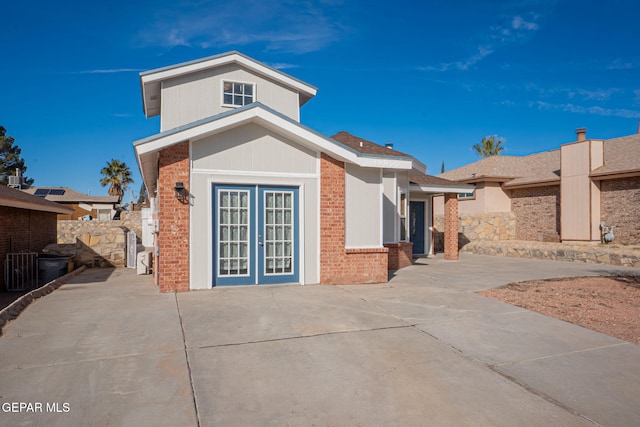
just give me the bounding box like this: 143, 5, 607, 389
100, 159, 133, 200
136, 182, 147, 204
0, 126, 34, 185
472, 135, 505, 158
441, 161, 445, 173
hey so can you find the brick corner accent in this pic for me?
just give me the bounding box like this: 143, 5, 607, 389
319, 153, 389, 284
444, 193, 459, 260
157, 141, 190, 292
384, 242, 413, 270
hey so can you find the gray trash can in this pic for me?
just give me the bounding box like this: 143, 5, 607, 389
38, 255, 70, 285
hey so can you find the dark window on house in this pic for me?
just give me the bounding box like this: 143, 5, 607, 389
223, 81, 254, 107
457, 191, 475, 200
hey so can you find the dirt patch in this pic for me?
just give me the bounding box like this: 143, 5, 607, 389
478, 276, 640, 345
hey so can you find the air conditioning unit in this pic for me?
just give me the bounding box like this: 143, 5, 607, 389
8, 175, 23, 188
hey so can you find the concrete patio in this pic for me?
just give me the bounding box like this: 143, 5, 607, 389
0, 254, 638, 426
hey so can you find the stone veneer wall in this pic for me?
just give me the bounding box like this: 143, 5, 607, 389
510, 185, 560, 242
433, 212, 516, 252
56, 212, 143, 268
461, 240, 640, 268
600, 176, 640, 245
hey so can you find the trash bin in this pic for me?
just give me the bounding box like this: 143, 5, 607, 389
38, 255, 70, 285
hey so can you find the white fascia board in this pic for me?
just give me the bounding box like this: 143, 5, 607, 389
409, 183, 475, 194
134, 105, 413, 171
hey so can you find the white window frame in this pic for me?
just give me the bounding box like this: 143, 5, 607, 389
221, 80, 256, 108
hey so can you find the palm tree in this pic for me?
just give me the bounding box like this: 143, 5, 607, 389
100, 159, 133, 200
472, 135, 505, 158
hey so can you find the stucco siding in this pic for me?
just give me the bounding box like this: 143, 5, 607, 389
561, 142, 592, 240
433, 182, 510, 214
161, 64, 299, 131
345, 164, 382, 248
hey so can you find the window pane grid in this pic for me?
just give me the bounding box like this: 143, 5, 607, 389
218, 190, 250, 277
263, 191, 293, 275
223, 81, 254, 107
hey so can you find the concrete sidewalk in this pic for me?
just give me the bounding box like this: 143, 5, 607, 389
0, 255, 638, 426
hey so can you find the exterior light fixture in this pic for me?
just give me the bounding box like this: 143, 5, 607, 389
174, 182, 186, 200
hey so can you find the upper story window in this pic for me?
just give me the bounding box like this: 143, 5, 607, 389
457, 191, 475, 200
223, 81, 255, 107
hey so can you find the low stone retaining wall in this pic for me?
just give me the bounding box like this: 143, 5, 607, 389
434, 212, 516, 252
55, 211, 143, 268
0, 266, 87, 336
461, 240, 640, 268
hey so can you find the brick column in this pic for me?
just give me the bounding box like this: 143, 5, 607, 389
444, 193, 459, 260
157, 141, 190, 292
319, 153, 346, 283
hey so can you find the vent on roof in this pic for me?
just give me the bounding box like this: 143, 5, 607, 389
385, 142, 394, 149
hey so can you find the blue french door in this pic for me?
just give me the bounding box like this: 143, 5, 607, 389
410, 201, 425, 255
213, 185, 298, 286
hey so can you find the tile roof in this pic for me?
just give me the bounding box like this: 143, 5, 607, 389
591, 133, 640, 177
331, 131, 412, 158
0, 185, 73, 214
22, 187, 120, 203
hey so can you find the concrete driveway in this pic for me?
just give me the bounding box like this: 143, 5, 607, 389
1, 254, 639, 426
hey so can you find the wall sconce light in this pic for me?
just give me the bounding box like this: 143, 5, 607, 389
174, 182, 187, 200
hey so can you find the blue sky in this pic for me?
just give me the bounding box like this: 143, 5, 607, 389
2, 0, 639, 198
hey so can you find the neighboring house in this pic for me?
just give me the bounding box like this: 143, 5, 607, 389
21, 187, 119, 220
435, 128, 640, 245
133, 51, 471, 292
0, 185, 73, 291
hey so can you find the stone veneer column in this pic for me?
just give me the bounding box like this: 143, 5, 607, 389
444, 193, 459, 260
157, 141, 190, 292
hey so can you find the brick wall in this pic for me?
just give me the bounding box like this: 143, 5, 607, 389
600, 176, 640, 244
385, 242, 413, 270
157, 141, 190, 292
319, 153, 388, 284
510, 185, 560, 241
0, 207, 57, 290
443, 193, 459, 260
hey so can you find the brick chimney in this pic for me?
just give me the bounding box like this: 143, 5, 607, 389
575, 128, 587, 141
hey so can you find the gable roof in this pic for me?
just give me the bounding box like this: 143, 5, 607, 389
22, 187, 120, 204
331, 131, 471, 193
591, 133, 640, 178
0, 186, 73, 214
331, 131, 413, 158
439, 132, 640, 188
140, 51, 318, 118
135, 103, 424, 194
438, 150, 560, 186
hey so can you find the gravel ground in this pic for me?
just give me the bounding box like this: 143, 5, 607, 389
479, 276, 640, 345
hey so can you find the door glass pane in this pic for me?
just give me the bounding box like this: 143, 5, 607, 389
263, 190, 294, 277
218, 189, 251, 277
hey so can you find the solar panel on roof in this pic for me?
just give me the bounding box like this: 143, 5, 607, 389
48, 189, 65, 195
34, 189, 49, 197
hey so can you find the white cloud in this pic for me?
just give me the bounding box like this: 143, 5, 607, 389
135, 0, 348, 54
534, 101, 640, 119
422, 12, 541, 72
267, 63, 299, 70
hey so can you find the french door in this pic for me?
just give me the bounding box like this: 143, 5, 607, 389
213, 185, 299, 286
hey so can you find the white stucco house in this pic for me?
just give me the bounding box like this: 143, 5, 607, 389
133, 51, 471, 292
